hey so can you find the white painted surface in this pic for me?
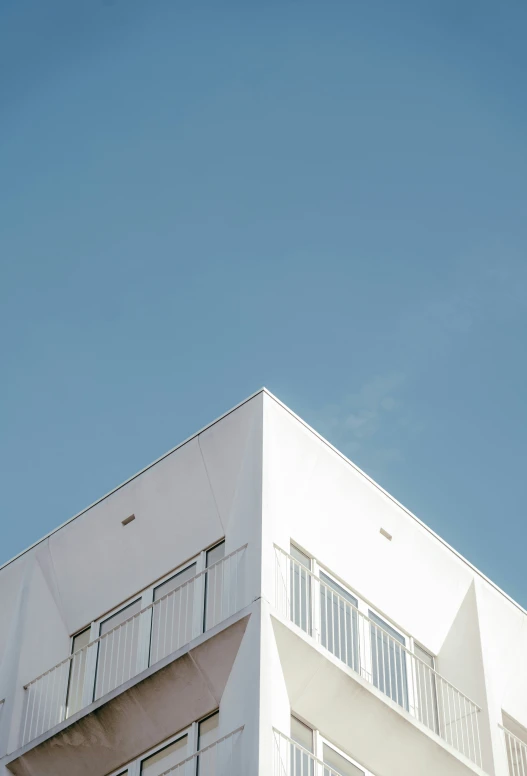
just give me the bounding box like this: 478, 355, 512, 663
0, 389, 524, 776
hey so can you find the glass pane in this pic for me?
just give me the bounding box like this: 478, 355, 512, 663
323, 744, 364, 776
65, 627, 91, 718
290, 717, 314, 776
141, 735, 188, 776
290, 546, 311, 634
94, 599, 141, 700
414, 644, 433, 668
414, 644, 439, 733
198, 711, 219, 750
197, 712, 220, 776
150, 563, 197, 665
207, 542, 225, 568
291, 716, 313, 752
369, 611, 408, 710
204, 541, 225, 631
320, 572, 359, 672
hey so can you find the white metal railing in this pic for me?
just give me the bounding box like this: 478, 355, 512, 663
501, 725, 527, 776
274, 545, 482, 767
20, 545, 246, 747
158, 726, 243, 775
273, 729, 354, 776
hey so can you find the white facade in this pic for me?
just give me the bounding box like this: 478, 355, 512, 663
0, 389, 525, 776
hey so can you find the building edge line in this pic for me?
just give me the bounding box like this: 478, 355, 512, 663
1, 386, 523, 623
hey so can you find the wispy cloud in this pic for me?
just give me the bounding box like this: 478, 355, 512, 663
396, 254, 527, 357
312, 373, 414, 473
309, 254, 526, 479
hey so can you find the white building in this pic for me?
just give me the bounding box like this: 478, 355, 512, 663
0, 389, 526, 776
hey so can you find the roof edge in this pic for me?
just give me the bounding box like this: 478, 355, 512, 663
0, 388, 268, 574
261, 389, 527, 620
2, 386, 524, 622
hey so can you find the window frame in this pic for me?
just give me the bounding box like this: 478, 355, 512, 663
290, 713, 315, 753
139, 727, 191, 775
290, 715, 372, 776
320, 733, 367, 776
318, 567, 360, 673
289, 543, 314, 635
413, 641, 439, 733
197, 709, 220, 751
203, 540, 227, 631
107, 710, 220, 776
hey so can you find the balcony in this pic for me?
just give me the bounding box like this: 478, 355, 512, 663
19, 545, 246, 748
500, 725, 527, 776
273, 546, 484, 774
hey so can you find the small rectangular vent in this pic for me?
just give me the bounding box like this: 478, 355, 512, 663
380, 527, 392, 541
122, 514, 136, 526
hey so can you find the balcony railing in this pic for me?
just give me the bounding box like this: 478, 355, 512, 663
274, 546, 482, 768
500, 725, 527, 776
20, 545, 247, 747
158, 726, 243, 775
273, 729, 356, 776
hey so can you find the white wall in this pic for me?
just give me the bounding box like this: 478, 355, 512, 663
1, 388, 525, 776
262, 392, 527, 775
0, 392, 264, 763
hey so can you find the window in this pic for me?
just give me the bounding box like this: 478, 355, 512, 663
65, 626, 91, 717
323, 742, 364, 776
290, 716, 314, 776
320, 571, 359, 672
204, 541, 226, 631
197, 711, 220, 774
414, 643, 438, 733
290, 545, 312, 634
369, 610, 408, 710
289, 716, 369, 776
140, 732, 188, 775
151, 561, 197, 665
198, 710, 219, 749
109, 711, 220, 776
94, 598, 142, 700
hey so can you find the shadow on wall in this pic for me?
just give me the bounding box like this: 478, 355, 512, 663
437, 580, 493, 772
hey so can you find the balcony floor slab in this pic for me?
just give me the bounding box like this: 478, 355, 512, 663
4, 609, 251, 776
271, 613, 488, 776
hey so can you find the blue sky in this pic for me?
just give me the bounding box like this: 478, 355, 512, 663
1, 1, 526, 604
